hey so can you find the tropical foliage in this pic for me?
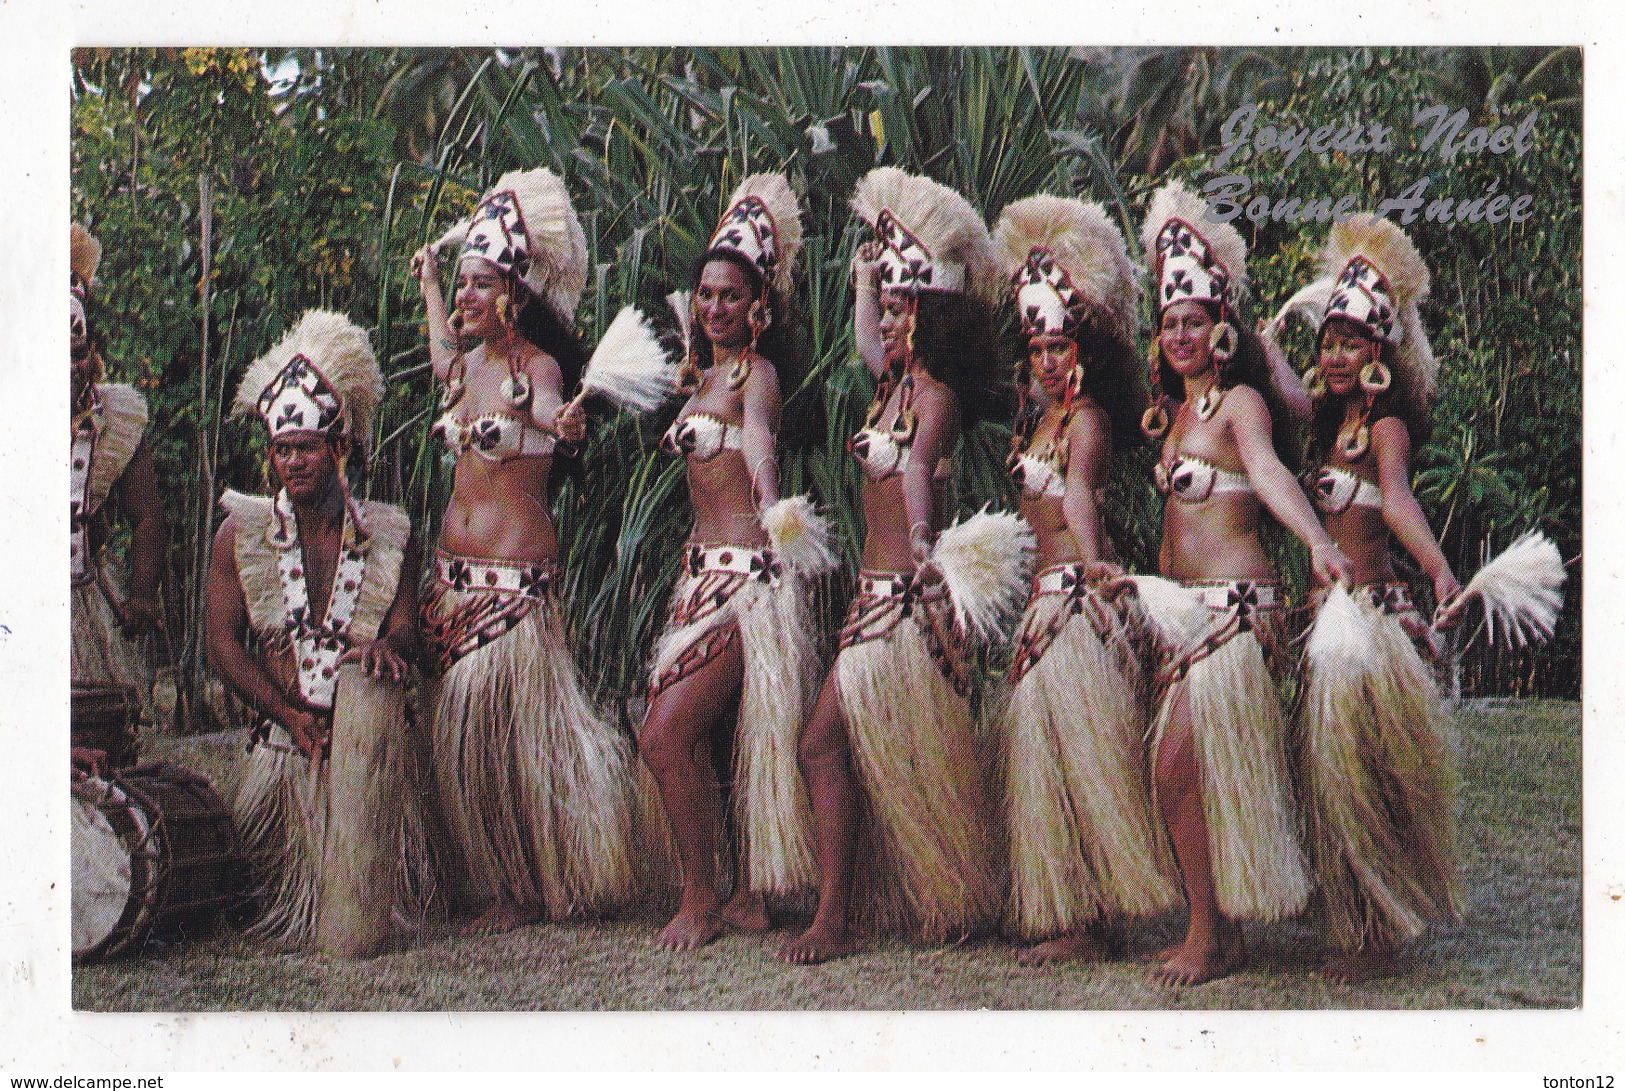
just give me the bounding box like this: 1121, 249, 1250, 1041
69, 46, 1581, 723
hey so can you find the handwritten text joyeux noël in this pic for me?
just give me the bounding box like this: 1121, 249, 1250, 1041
1200, 104, 1541, 228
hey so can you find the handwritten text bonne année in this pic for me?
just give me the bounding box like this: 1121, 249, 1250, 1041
1199, 104, 1541, 228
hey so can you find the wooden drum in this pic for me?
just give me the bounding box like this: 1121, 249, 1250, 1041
71, 684, 140, 770
71, 761, 246, 963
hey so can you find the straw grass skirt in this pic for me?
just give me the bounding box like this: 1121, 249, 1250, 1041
422, 566, 637, 917
1297, 584, 1463, 951
1150, 581, 1311, 921
234, 665, 435, 955
999, 567, 1179, 937
836, 572, 1001, 942
640, 547, 819, 895
71, 561, 152, 708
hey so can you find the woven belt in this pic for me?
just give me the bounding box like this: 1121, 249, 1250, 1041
1033, 563, 1088, 596
684, 543, 780, 584
434, 551, 554, 598
1188, 580, 1280, 613
1360, 581, 1415, 615
857, 571, 912, 599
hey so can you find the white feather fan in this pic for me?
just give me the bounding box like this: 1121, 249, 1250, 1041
928, 509, 1036, 643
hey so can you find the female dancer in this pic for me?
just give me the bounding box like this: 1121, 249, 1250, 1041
1269, 214, 1465, 983
781, 167, 1004, 963
413, 168, 636, 934
990, 195, 1180, 964
1138, 181, 1351, 985
640, 174, 826, 950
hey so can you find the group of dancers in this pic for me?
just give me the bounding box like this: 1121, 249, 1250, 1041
70, 163, 1563, 986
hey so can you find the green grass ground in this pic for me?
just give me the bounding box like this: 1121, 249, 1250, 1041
72, 699, 1580, 1011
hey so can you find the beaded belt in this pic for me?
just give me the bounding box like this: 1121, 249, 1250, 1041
1157, 579, 1283, 688
1009, 563, 1132, 685
648, 544, 778, 698
1359, 582, 1415, 615
839, 570, 967, 695
683, 543, 781, 585
1188, 579, 1280, 614
422, 551, 557, 670
1033, 563, 1087, 597
434, 552, 555, 598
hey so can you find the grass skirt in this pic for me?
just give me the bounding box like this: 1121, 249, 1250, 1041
999, 581, 1179, 937
71, 561, 153, 718
643, 569, 819, 895
837, 584, 1001, 941
1298, 590, 1463, 950
233, 665, 434, 955
424, 586, 637, 917
1151, 607, 1311, 922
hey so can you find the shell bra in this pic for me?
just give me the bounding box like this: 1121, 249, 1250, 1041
662, 355, 753, 462
661, 412, 743, 461
432, 351, 555, 462
1154, 452, 1254, 503
1305, 464, 1382, 515
850, 369, 950, 481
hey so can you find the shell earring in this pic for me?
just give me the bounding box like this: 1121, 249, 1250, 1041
1359, 361, 1392, 395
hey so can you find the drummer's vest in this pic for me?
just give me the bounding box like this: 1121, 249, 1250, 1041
82, 383, 148, 520
73, 383, 148, 583
219, 490, 410, 661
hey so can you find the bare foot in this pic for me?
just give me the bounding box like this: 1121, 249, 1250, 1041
1149, 929, 1246, 986
654, 895, 725, 951
1317, 947, 1403, 986
1138, 941, 1185, 964
1017, 926, 1117, 966
461, 897, 543, 936
716, 889, 770, 934
778, 920, 859, 965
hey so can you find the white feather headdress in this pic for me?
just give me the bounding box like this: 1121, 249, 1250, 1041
1140, 179, 1249, 312
433, 168, 589, 327
232, 310, 383, 452
850, 167, 1000, 305
708, 172, 803, 298
1271, 213, 1438, 403
993, 193, 1141, 350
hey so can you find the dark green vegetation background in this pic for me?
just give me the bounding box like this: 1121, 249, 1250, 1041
69, 47, 1581, 718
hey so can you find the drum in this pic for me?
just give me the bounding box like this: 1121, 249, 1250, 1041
71, 761, 246, 963
71, 684, 140, 770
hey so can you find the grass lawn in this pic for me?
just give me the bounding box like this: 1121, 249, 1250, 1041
71, 699, 1581, 1011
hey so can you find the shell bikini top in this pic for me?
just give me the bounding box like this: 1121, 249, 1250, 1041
1155, 453, 1255, 504
850, 372, 951, 482
661, 412, 744, 461
433, 356, 555, 462
1010, 451, 1066, 499
1306, 464, 1382, 515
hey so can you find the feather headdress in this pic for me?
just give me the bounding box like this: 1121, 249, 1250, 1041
707, 172, 803, 298
994, 193, 1141, 350
1272, 213, 1437, 403
850, 167, 1000, 304
433, 168, 589, 326
1140, 179, 1249, 313
232, 310, 383, 452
